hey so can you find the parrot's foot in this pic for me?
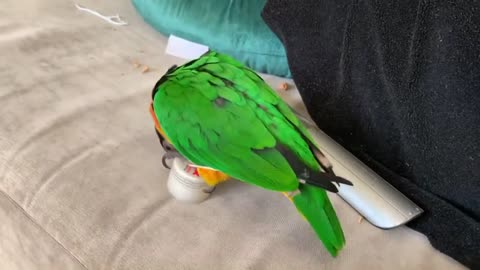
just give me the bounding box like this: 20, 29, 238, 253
282, 190, 301, 201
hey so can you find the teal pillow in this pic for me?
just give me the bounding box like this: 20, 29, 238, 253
132, 0, 291, 78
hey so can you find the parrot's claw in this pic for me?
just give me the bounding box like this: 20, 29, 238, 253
161, 151, 181, 169
161, 154, 172, 169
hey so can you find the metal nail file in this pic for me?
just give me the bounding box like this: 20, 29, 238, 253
295, 112, 423, 229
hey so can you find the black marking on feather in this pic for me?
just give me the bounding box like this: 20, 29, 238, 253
214, 97, 228, 107
167, 64, 178, 73
212, 129, 222, 137
222, 78, 234, 87
274, 104, 340, 177
198, 69, 236, 96
182, 58, 199, 68
258, 104, 268, 111
242, 67, 266, 82
273, 143, 351, 193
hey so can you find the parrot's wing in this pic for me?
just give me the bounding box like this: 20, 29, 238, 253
153, 51, 346, 192
217, 56, 334, 172
154, 78, 299, 192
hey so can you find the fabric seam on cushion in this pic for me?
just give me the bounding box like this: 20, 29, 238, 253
0, 189, 89, 270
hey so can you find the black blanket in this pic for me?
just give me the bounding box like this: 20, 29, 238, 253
261, 0, 480, 268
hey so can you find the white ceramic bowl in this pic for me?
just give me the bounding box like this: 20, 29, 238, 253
167, 157, 214, 203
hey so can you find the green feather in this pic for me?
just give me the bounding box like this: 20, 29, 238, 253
293, 184, 346, 257
217, 86, 245, 105
152, 50, 347, 256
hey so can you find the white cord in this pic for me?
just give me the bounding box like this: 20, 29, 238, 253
74, 3, 128, 26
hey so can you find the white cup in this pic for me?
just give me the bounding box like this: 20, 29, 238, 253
167, 157, 214, 203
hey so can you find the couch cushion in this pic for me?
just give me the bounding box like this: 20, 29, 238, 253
0, 1, 467, 269
131, 0, 291, 77
0, 192, 85, 270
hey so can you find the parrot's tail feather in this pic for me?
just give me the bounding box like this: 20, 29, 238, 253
292, 184, 346, 257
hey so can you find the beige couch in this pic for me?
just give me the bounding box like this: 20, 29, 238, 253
0, 1, 467, 269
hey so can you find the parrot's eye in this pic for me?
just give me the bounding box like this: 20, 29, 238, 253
162, 140, 175, 152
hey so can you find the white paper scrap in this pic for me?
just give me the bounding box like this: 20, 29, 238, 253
165, 35, 209, 60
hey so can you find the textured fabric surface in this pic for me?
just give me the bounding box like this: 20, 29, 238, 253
131, 0, 291, 77
261, 0, 480, 269
0, 0, 468, 269
0, 194, 85, 270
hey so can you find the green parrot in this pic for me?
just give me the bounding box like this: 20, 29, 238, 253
150, 50, 353, 257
